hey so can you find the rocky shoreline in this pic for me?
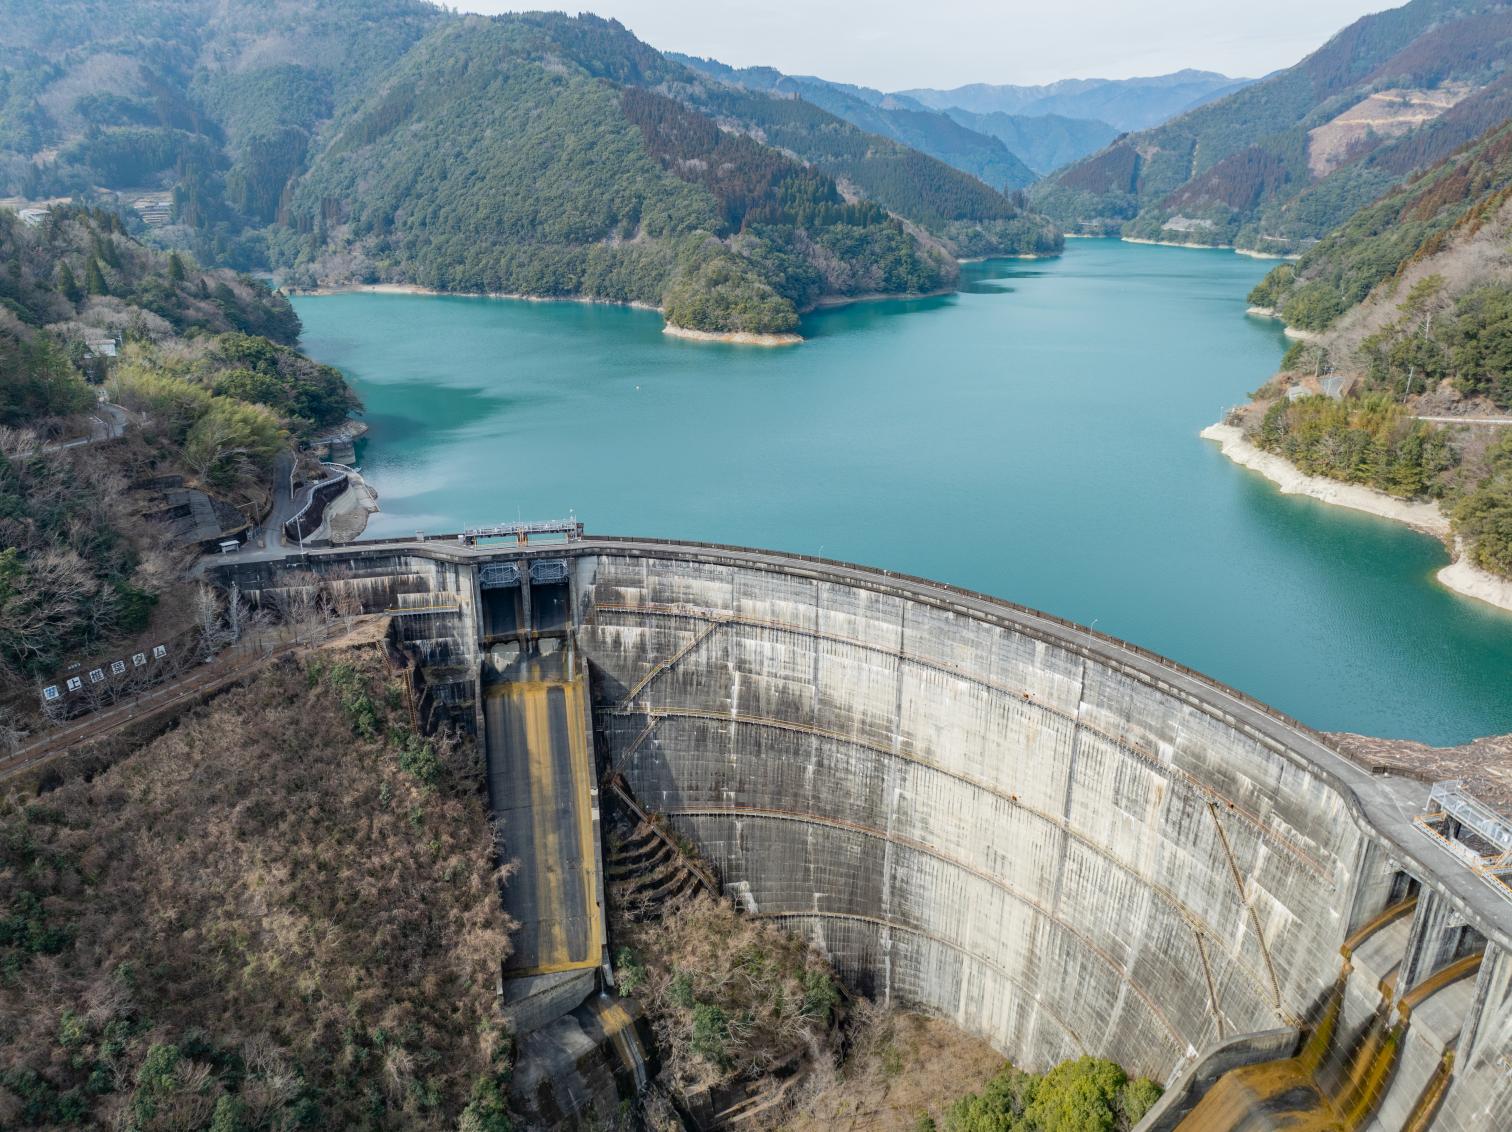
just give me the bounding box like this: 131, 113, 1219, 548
1202, 422, 1512, 613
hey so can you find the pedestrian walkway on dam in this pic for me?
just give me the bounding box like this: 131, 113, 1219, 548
483, 643, 604, 977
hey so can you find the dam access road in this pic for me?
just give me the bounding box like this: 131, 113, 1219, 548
215, 532, 1512, 1129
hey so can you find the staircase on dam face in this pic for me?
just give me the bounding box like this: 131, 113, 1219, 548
605, 812, 711, 923
1168, 892, 1489, 1132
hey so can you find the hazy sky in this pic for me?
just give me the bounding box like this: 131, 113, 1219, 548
456, 0, 1399, 89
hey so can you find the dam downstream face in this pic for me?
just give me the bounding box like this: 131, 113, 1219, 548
220, 540, 1512, 1128
577, 550, 1358, 1081
292, 240, 1512, 744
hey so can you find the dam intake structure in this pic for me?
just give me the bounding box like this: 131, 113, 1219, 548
217, 533, 1512, 1129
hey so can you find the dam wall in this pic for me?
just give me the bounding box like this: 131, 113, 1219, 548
576, 552, 1364, 1080
216, 537, 1512, 1126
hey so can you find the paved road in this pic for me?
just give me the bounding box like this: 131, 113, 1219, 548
244, 450, 297, 553
42, 402, 128, 452
233, 450, 351, 563
1413, 415, 1512, 426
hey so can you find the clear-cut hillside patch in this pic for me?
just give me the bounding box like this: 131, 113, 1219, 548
1307, 85, 1473, 177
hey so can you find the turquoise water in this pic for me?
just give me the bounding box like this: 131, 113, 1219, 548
293, 240, 1512, 744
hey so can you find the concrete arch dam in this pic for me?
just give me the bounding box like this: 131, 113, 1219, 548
218, 538, 1512, 1129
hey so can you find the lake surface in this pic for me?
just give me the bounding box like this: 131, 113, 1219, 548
293, 239, 1512, 744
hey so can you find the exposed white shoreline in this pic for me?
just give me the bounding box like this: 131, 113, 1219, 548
662, 325, 802, 347
1202, 423, 1512, 613
293, 281, 662, 313
1097, 236, 1298, 261
1123, 236, 1232, 251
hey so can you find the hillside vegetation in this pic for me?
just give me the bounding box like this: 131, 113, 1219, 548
3, 0, 442, 265
0, 207, 358, 748
278, 13, 1058, 332
3, 3, 1060, 336
0, 647, 515, 1130
1248, 117, 1512, 333
1231, 117, 1512, 580
1035, 0, 1512, 252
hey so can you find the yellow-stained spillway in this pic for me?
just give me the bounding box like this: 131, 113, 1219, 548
484, 652, 603, 977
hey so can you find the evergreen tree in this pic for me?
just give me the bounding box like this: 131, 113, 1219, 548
57, 261, 81, 304
84, 256, 108, 296
168, 252, 187, 283
93, 232, 121, 270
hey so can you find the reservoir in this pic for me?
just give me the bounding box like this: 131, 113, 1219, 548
292, 238, 1511, 744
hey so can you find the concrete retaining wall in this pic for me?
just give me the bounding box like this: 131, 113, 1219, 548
283, 470, 348, 543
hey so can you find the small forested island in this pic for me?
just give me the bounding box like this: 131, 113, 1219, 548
1209, 115, 1512, 609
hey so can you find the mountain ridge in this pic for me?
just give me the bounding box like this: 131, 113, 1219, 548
1, 4, 1061, 339
274, 12, 1061, 335
1034, 0, 1512, 253
900, 69, 1250, 132
669, 53, 1039, 190
1224, 112, 1512, 587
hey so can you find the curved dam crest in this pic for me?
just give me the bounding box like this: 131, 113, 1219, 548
218, 536, 1512, 1129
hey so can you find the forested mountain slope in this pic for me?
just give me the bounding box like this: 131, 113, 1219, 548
278, 13, 1059, 334
1229, 117, 1512, 581
3, 3, 1059, 337
1034, 0, 1512, 252
1, 0, 442, 264
670, 54, 1038, 190
1249, 116, 1512, 332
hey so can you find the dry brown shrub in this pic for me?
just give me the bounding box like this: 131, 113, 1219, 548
0, 645, 514, 1129
784, 1003, 1009, 1132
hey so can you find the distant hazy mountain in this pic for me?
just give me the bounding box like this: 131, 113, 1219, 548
1034, 0, 1512, 252
900, 70, 1251, 133
671, 55, 1037, 190
942, 109, 1120, 176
